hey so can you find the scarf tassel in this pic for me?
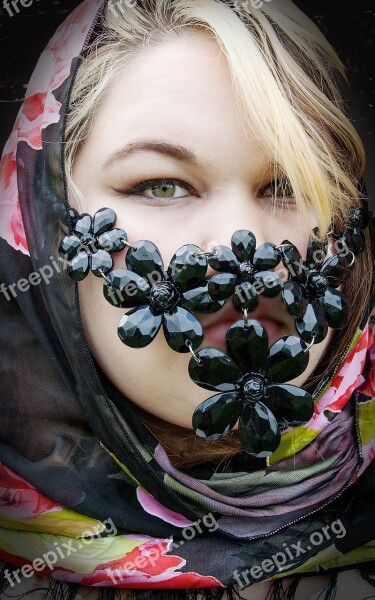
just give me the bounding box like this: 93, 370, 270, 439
0, 560, 349, 600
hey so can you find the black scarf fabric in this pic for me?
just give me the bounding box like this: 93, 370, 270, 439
0, 1, 375, 598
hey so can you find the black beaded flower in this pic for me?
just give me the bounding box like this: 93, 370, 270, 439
280, 228, 351, 344
59, 208, 128, 281
332, 203, 369, 256
189, 319, 313, 458
207, 230, 282, 312
103, 241, 224, 353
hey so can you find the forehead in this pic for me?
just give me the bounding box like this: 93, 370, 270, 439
86, 32, 270, 171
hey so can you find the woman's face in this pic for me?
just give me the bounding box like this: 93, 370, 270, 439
72, 32, 332, 429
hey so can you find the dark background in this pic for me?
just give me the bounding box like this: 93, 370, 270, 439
0, 0, 374, 210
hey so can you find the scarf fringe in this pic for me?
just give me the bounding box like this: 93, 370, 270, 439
0, 560, 80, 600
359, 567, 375, 593
315, 575, 338, 600
2, 560, 370, 600
264, 577, 302, 600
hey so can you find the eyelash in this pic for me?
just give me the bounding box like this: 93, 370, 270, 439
118, 177, 295, 205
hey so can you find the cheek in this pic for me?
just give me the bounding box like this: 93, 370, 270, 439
77, 275, 206, 426
282, 218, 311, 251
115, 207, 201, 269
78, 276, 126, 370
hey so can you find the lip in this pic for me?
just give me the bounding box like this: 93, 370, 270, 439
201, 302, 285, 350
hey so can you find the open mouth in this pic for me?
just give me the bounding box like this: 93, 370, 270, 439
203, 316, 284, 350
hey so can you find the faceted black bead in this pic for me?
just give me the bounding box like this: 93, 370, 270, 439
69, 208, 78, 226
232, 282, 258, 312
74, 214, 92, 236
167, 245, 207, 292
110, 270, 150, 295
349, 206, 369, 229
305, 227, 327, 268
118, 306, 162, 348
253, 271, 281, 298
226, 319, 268, 373
92, 207, 117, 236
342, 227, 365, 255
252, 243, 281, 270
320, 253, 349, 288
321, 288, 350, 329
296, 301, 328, 344
149, 281, 180, 314
126, 241, 165, 280
104, 284, 127, 308
192, 392, 242, 440
98, 229, 128, 252
265, 336, 309, 383
162, 307, 203, 352
59, 235, 81, 260
207, 245, 239, 273
180, 285, 225, 313
90, 250, 113, 277
103, 269, 150, 308
238, 402, 280, 458
281, 282, 307, 318
67, 251, 89, 281
266, 384, 314, 424
231, 230, 256, 262
280, 241, 305, 281
188, 348, 239, 392
208, 273, 237, 301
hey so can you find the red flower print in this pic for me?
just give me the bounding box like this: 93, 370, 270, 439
52, 538, 223, 589
0, 463, 63, 520
0, 129, 28, 253
0, 0, 103, 254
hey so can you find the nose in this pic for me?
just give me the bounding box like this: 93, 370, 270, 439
198, 189, 275, 276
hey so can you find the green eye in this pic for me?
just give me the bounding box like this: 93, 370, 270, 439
263, 177, 295, 199
150, 183, 178, 198
126, 178, 194, 202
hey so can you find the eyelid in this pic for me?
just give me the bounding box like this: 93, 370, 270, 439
127, 177, 197, 195
112, 177, 200, 206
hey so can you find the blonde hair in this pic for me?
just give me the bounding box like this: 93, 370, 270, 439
64, 0, 372, 468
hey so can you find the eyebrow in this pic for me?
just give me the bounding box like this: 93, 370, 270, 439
103, 140, 200, 169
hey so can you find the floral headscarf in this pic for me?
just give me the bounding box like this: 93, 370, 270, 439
0, 2, 375, 598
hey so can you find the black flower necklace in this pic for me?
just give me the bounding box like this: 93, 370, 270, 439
58, 202, 369, 458
59, 208, 129, 280
101, 241, 222, 353
188, 319, 314, 457
206, 229, 282, 311
279, 228, 353, 344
